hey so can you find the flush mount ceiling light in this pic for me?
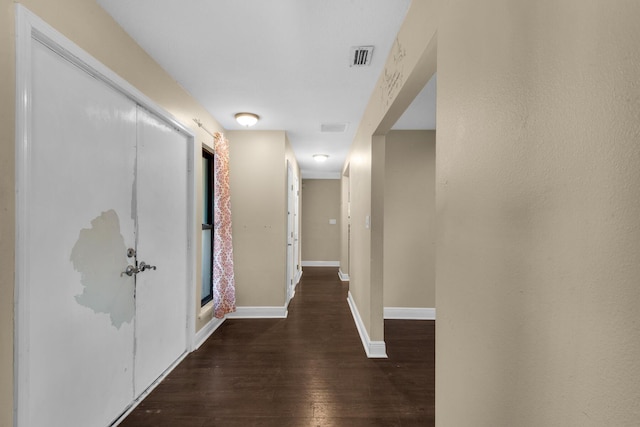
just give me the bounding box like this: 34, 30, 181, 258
313, 154, 329, 163
235, 112, 259, 127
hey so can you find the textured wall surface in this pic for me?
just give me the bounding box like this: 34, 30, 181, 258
436, 1, 640, 425
228, 131, 289, 307
384, 130, 435, 308
0, 1, 15, 424
344, 0, 440, 342
339, 174, 350, 276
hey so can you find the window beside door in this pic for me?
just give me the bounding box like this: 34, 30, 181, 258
201, 149, 214, 306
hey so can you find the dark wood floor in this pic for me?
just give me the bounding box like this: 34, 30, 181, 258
120, 267, 434, 426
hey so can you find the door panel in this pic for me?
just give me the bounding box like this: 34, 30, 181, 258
293, 174, 300, 280
134, 107, 189, 394
286, 163, 295, 303
28, 40, 136, 427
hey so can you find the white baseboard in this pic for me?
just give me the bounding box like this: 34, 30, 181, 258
346, 291, 387, 358
338, 269, 350, 281
301, 260, 340, 267
384, 307, 436, 320
226, 306, 288, 319
195, 305, 290, 349
287, 290, 296, 306
294, 269, 303, 285
193, 316, 226, 349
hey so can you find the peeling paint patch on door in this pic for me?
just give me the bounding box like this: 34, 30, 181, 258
70, 210, 134, 329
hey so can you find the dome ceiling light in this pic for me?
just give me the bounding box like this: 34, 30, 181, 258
235, 112, 259, 127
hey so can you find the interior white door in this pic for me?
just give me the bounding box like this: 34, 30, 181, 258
134, 107, 189, 394
293, 174, 300, 282
24, 36, 191, 427
27, 39, 137, 427
286, 162, 295, 303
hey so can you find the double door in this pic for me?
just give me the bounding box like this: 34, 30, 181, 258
22, 38, 190, 427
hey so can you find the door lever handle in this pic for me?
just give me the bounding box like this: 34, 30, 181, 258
121, 261, 156, 277
138, 261, 157, 272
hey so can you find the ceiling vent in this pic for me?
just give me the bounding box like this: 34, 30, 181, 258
321, 123, 348, 133
350, 46, 374, 67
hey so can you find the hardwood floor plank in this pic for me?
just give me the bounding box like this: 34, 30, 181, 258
119, 267, 434, 426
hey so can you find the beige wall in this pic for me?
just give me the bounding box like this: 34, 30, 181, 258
346, 0, 640, 425
370, 135, 386, 337
301, 179, 341, 262
342, 0, 439, 342
2, 1, 225, 424
0, 1, 14, 423
339, 170, 350, 276
383, 130, 435, 308
228, 130, 300, 307
436, 1, 640, 425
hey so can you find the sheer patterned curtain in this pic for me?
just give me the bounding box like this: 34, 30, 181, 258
213, 132, 236, 318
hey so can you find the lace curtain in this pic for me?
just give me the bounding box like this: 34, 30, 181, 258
212, 132, 236, 318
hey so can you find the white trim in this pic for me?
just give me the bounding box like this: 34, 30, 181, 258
301, 260, 340, 267
368, 341, 388, 358
294, 268, 303, 285
338, 269, 350, 281
186, 124, 197, 354
197, 302, 214, 320
289, 290, 296, 303
14, 6, 32, 425
346, 292, 387, 358
226, 306, 288, 319
15, 6, 197, 426
384, 307, 436, 320
193, 317, 225, 350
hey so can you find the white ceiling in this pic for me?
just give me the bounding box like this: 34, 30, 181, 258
97, 0, 435, 179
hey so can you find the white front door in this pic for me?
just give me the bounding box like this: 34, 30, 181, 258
27, 38, 137, 427
134, 107, 189, 394
18, 16, 192, 427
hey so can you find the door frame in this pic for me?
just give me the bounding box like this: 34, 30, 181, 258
14, 6, 196, 426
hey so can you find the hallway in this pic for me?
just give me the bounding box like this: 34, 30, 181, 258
120, 267, 435, 426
